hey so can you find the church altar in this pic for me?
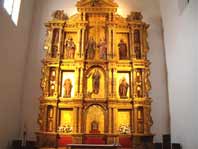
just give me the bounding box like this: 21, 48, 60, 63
36, 0, 153, 148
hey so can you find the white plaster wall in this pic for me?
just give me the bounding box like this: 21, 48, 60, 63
159, 0, 198, 148
21, 0, 170, 142
0, 0, 35, 148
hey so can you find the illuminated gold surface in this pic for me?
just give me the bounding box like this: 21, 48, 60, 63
85, 105, 105, 133
37, 0, 153, 147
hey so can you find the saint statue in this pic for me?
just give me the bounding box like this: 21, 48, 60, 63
119, 77, 129, 97
85, 37, 96, 59
135, 47, 141, 59
63, 79, 72, 98
49, 70, 56, 96
118, 39, 128, 59
64, 38, 76, 59
98, 39, 107, 59
92, 69, 101, 94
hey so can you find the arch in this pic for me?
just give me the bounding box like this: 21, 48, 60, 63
83, 104, 107, 134
85, 65, 107, 99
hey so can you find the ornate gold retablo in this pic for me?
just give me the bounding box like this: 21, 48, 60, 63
37, 0, 153, 148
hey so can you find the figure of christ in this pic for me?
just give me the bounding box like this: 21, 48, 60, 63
118, 39, 128, 60
119, 77, 129, 97
63, 79, 72, 98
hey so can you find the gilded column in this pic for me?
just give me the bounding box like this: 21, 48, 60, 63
73, 107, 78, 133
108, 108, 112, 133
131, 108, 135, 133
76, 29, 81, 59
78, 107, 82, 133
134, 107, 138, 134
113, 68, 117, 98
108, 68, 112, 97
113, 108, 117, 133
108, 26, 112, 59
129, 29, 133, 59
57, 28, 62, 58
74, 67, 79, 97
79, 67, 84, 97
81, 28, 85, 58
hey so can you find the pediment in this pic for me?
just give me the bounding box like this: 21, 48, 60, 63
76, 0, 118, 8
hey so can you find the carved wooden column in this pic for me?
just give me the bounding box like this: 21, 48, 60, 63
81, 28, 85, 58
79, 67, 84, 97
73, 107, 78, 133
76, 29, 81, 59
113, 108, 118, 133
112, 68, 117, 98
57, 28, 62, 58
108, 107, 112, 133
133, 106, 138, 134
78, 107, 82, 133
108, 26, 112, 59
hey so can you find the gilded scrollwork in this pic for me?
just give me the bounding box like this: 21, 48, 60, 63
40, 65, 49, 97
144, 69, 151, 94
38, 0, 153, 147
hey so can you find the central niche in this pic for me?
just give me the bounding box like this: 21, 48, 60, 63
85, 105, 105, 134
86, 67, 106, 99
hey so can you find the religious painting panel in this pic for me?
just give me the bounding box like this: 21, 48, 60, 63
61, 71, 75, 98
85, 26, 107, 60
58, 109, 73, 133
116, 33, 129, 60
117, 72, 131, 98
85, 105, 105, 134
118, 110, 131, 134
63, 32, 78, 59
86, 68, 105, 99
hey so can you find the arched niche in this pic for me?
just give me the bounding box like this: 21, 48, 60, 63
84, 104, 106, 134
85, 66, 106, 99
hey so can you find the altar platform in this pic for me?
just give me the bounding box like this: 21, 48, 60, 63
66, 144, 121, 149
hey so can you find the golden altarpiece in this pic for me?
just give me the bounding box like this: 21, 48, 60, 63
37, 0, 153, 148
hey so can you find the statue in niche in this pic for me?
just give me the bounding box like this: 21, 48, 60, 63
92, 69, 101, 94
53, 30, 59, 45
51, 45, 58, 58
90, 120, 100, 133
134, 30, 140, 43
137, 85, 142, 97
85, 37, 96, 59
51, 30, 59, 58
63, 79, 72, 98
136, 69, 142, 83
98, 39, 107, 60
119, 77, 129, 97
118, 39, 128, 60
64, 37, 76, 59
135, 47, 141, 59
49, 70, 56, 96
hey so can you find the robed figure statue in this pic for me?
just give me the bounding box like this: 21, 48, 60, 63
86, 37, 96, 59
118, 39, 128, 60
119, 77, 129, 97
92, 69, 101, 94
